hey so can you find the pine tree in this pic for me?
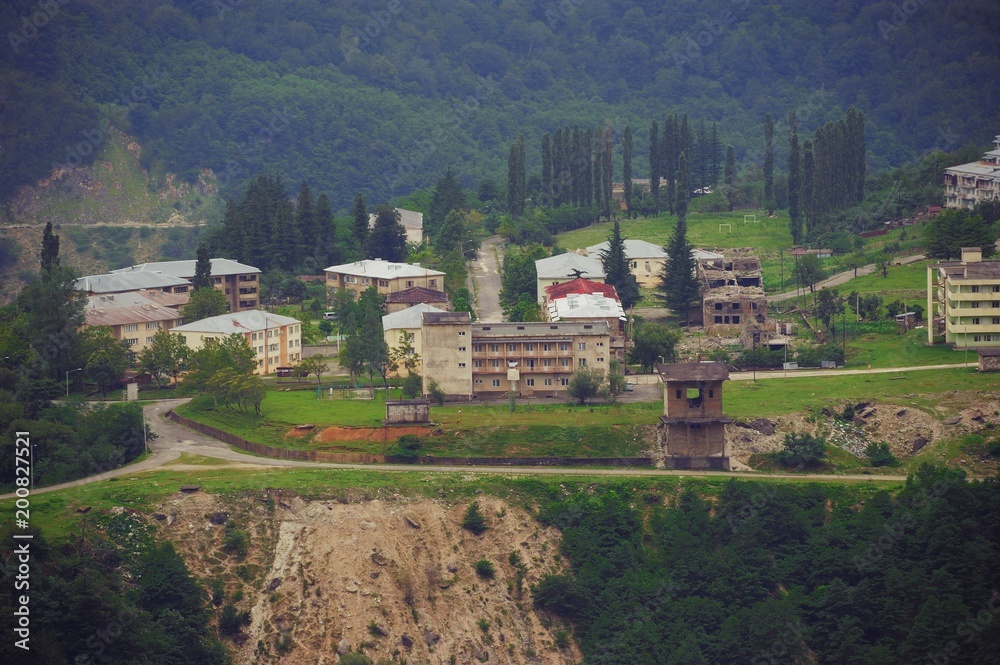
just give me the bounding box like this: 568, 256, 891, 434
764, 112, 774, 208
351, 193, 369, 254
788, 111, 803, 243
428, 169, 466, 237
695, 119, 708, 195
622, 125, 633, 219
572, 125, 583, 206
295, 181, 314, 258
41, 222, 59, 273
600, 219, 640, 308
593, 127, 603, 220
660, 152, 699, 325
541, 132, 552, 206
724, 144, 736, 186
315, 193, 338, 266
649, 120, 660, 213
366, 205, 407, 262
583, 126, 594, 206
193, 243, 213, 290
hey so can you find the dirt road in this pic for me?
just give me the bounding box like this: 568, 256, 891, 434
768, 254, 925, 302
470, 235, 504, 322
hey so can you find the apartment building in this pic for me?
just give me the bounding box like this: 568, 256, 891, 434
325, 259, 445, 301
534, 253, 606, 302
943, 135, 1000, 210
109, 258, 261, 311
927, 247, 1000, 349
84, 293, 185, 354
75, 271, 192, 297
172, 310, 302, 375
420, 311, 474, 398
382, 303, 446, 376
385, 286, 450, 314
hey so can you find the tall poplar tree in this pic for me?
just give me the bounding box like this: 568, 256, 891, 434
724, 145, 736, 186
602, 120, 613, 222
583, 126, 594, 206
593, 127, 603, 219
506, 135, 525, 216
695, 119, 708, 194
663, 114, 677, 214
41, 222, 59, 273
764, 112, 775, 208
295, 181, 314, 253
622, 125, 633, 218
710, 121, 721, 186
541, 132, 552, 205
552, 127, 564, 205
649, 120, 660, 213
316, 193, 337, 266
802, 139, 815, 230
572, 126, 584, 206
788, 111, 803, 243
352, 193, 369, 252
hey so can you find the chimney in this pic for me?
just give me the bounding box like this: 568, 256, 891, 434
961, 247, 982, 264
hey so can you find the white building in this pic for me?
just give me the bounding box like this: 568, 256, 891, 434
381, 303, 446, 376
172, 310, 302, 375
534, 253, 606, 303
944, 135, 1000, 210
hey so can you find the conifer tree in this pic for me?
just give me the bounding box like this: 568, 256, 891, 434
764, 112, 774, 208
802, 140, 815, 228
315, 193, 337, 266
788, 112, 803, 243
602, 120, 613, 222
572, 126, 583, 206
193, 242, 213, 290
552, 127, 564, 205
659, 152, 699, 325
696, 119, 708, 195
622, 125, 633, 218
506, 135, 526, 216
428, 169, 466, 237
41, 222, 59, 273
724, 145, 736, 186
649, 120, 660, 213
366, 205, 407, 262
583, 126, 594, 206
600, 219, 640, 309
295, 181, 314, 253
593, 128, 603, 219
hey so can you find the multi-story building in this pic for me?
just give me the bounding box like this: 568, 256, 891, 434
172, 310, 302, 375
385, 286, 450, 314
534, 253, 606, 302
927, 246, 1000, 348
368, 208, 425, 245
84, 293, 185, 354
943, 135, 1000, 210
543, 279, 627, 362
657, 362, 731, 470
420, 311, 474, 398
75, 271, 192, 298
382, 303, 446, 376
697, 249, 766, 330
325, 259, 446, 301
109, 258, 261, 311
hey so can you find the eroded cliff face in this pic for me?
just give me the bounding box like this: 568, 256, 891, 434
154, 489, 580, 665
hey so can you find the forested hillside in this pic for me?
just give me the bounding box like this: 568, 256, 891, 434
2, 0, 998, 210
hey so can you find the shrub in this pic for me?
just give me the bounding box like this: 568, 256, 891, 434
777, 432, 826, 468
462, 501, 488, 535
401, 371, 422, 399
475, 559, 495, 579
533, 575, 586, 617
427, 378, 445, 406
223, 528, 249, 558
865, 442, 899, 467
554, 629, 571, 649
391, 435, 423, 461
989, 438, 1000, 457
218, 603, 250, 636
339, 652, 373, 665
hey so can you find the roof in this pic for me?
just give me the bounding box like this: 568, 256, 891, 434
657, 361, 730, 382
75, 271, 192, 293
535, 253, 606, 280
111, 258, 260, 278
385, 286, 449, 304
548, 293, 626, 322
945, 160, 1000, 178
383, 304, 446, 331
976, 347, 1000, 357
85, 300, 183, 328
88, 290, 189, 309
368, 208, 423, 230
422, 311, 472, 326
473, 321, 611, 339
586, 238, 667, 260
931, 260, 1000, 280
544, 278, 620, 302
324, 259, 445, 280
172, 310, 299, 335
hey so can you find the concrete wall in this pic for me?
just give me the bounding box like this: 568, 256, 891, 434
662, 422, 727, 458
663, 380, 725, 418
422, 321, 473, 397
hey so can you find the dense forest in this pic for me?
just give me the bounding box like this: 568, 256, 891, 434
535, 467, 1000, 664
2, 0, 998, 210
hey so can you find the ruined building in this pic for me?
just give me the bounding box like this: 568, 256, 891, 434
656, 362, 731, 470
698, 249, 767, 331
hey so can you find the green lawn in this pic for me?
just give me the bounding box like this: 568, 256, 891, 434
837, 260, 929, 297
846, 328, 962, 368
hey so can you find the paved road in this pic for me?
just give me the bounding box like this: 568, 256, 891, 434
768, 254, 926, 302
729, 362, 974, 381
470, 235, 504, 322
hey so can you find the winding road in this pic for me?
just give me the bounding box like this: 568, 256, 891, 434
768, 254, 926, 302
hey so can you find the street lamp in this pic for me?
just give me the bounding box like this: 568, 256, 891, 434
65, 367, 83, 397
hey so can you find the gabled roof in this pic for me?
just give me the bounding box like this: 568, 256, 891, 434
544, 278, 620, 302
548, 293, 626, 322
75, 271, 192, 294
535, 253, 606, 280
88, 290, 189, 309
586, 238, 667, 260
385, 286, 449, 304
657, 361, 730, 382
324, 259, 445, 279
173, 310, 299, 335
111, 258, 260, 278
85, 300, 183, 328
382, 304, 446, 331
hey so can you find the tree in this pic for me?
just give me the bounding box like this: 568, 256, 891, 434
622, 125, 633, 218
296, 355, 328, 388
541, 132, 553, 204
435, 210, 474, 258
389, 330, 420, 376
186, 334, 256, 388
182, 287, 229, 322
724, 144, 736, 186
923, 209, 995, 259
366, 204, 408, 262
777, 432, 826, 468
567, 366, 604, 405
462, 501, 488, 535
659, 152, 700, 324
709, 121, 721, 186
788, 112, 803, 243
795, 254, 824, 293
663, 114, 677, 214
193, 243, 213, 290
606, 359, 627, 402
602, 120, 613, 222
802, 139, 815, 227
814, 289, 844, 333
600, 220, 641, 309
80, 327, 133, 397
138, 329, 189, 388
506, 293, 545, 322
428, 169, 466, 237
507, 135, 526, 216
41, 221, 60, 273
294, 181, 314, 260
763, 113, 774, 209
352, 193, 369, 252
500, 244, 547, 311
630, 322, 681, 371
864, 442, 898, 467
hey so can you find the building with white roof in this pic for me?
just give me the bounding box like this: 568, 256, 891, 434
548, 292, 626, 324
325, 259, 446, 300
75, 271, 193, 296
583, 240, 724, 288
172, 310, 302, 375
944, 135, 1000, 210
381, 303, 446, 376
534, 253, 606, 302
109, 258, 262, 311
369, 208, 425, 245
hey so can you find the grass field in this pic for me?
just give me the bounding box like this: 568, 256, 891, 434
846, 328, 962, 368
836, 260, 929, 297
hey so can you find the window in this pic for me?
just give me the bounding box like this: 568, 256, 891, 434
724, 316, 730, 324
578, 342, 586, 350
458, 346, 466, 352
379, 280, 389, 287
994, 302, 1000, 308
543, 343, 552, 352
406, 280, 414, 287
733, 316, 740, 324
993, 318, 1000, 325
474, 360, 483, 368
508, 343, 518, 352
715, 303, 723, 310
124, 338, 138, 347
715, 316, 723, 324
644, 261, 651, 272
732, 302, 740, 310
560, 358, 571, 367
491, 359, 500, 368
543, 359, 552, 367
473, 344, 483, 352
597, 357, 605, 362
561, 378, 569, 386
146, 337, 154, 344
972, 286, 980, 292
123, 323, 138, 332
459, 331, 466, 336
458, 362, 466, 367
524, 359, 536, 368
597, 342, 605, 347
972, 302, 980, 308
429, 279, 437, 287
709, 390, 714, 398
525, 378, 535, 386
579, 358, 587, 366
524, 343, 535, 351
630, 261, 637, 269
492, 379, 501, 387
993, 285, 1000, 292
544, 378, 552, 386
559, 342, 570, 351
489, 344, 499, 352
146, 322, 160, 330
973, 318, 981, 325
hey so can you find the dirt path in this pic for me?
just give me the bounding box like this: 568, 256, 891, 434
768, 254, 925, 302
471, 235, 504, 322
729, 362, 973, 380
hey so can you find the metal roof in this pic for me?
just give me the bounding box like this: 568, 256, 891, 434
657, 361, 730, 382
535, 253, 606, 279
472, 321, 611, 338
383, 304, 446, 330
75, 271, 191, 293
385, 286, 449, 303
111, 258, 260, 278
324, 259, 445, 280
85, 300, 183, 327
173, 310, 299, 335
548, 293, 626, 322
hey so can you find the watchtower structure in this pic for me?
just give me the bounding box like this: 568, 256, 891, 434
657, 362, 731, 470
